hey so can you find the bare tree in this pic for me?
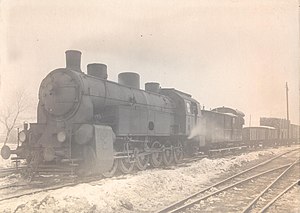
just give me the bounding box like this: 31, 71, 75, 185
0, 89, 30, 145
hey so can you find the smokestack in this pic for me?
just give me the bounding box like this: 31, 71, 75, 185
87, 63, 108, 79
65, 50, 82, 72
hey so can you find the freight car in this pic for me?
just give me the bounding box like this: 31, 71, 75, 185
1, 50, 208, 177
242, 117, 300, 147
242, 126, 277, 147
290, 124, 300, 143
260, 117, 300, 145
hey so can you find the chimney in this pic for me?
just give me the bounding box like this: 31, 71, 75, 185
65, 50, 81, 72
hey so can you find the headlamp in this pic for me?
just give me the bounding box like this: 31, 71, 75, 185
19, 131, 27, 142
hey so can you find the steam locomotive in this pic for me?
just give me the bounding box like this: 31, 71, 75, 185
0, 50, 297, 177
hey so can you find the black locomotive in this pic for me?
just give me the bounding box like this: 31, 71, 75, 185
1, 50, 297, 177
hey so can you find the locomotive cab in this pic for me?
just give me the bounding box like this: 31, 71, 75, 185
160, 88, 205, 155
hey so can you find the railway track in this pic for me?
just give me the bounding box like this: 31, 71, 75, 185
0, 167, 25, 178
0, 144, 246, 180
0, 174, 105, 203
0, 146, 297, 206
0, 146, 239, 203
259, 179, 300, 212
156, 147, 300, 213
0, 154, 210, 203
0, 168, 15, 178
242, 159, 300, 213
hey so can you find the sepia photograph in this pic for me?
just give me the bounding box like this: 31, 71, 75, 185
0, 0, 299, 212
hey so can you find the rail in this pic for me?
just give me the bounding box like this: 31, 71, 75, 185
156, 148, 299, 213
242, 159, 299, 213
258, 180, 299, 212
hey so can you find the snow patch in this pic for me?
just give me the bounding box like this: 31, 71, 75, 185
0, 146, 296, 212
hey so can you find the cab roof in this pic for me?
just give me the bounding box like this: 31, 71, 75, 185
212, 106, 245, 117
161, 88, 200, 103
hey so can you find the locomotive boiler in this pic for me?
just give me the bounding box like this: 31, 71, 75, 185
1, 50, 204, 176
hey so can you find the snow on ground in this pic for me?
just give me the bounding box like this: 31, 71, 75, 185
0, 146, 298, 213
0, 158, 11, 169
0, 157, 17, 169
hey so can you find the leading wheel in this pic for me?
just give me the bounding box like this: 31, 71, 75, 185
102, 159, 119, 178
78, 145, 97, 176
118, 157, 135, 174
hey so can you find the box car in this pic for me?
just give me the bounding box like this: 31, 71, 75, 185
243, 126, 277, 147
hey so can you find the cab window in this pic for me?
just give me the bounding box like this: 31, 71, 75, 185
186, 102, 191, 114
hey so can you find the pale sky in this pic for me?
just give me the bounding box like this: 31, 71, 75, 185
0, 0, 299, 125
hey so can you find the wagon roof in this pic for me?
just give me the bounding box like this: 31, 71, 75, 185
212, 107, 245, 117
243, 126, 276, 130
161, 88, 199, 103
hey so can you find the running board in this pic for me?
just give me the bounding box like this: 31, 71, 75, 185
209, 146, 247, 153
